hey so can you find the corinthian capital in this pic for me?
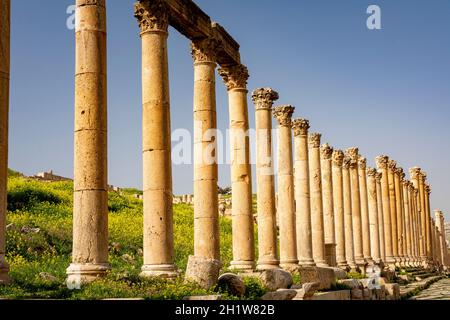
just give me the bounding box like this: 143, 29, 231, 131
358, 157, 367, 170
376, 155, 389, 170
191, 38, 220, 64
345, 147, 359, 161
332, 150, 344, 167
388, 160, 397, 171
308, 133, 322, 148
252, 88, 279, 111
320, 143, 334, 160
367, 167, 377, 177
292, 119, 310, 137
425, 184, 431, 194
134, 0, 169, 33
218, 64, 249, 91
343, 157, 352, 169
273, 105, 295, 127
409, 167, 421, 179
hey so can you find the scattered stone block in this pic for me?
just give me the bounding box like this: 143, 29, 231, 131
183, 295, 222, 301
363, 288, 371, 300
385, 283, 400, 300
292, 282, 320, 300
338, 279, 361, 289
310, 290, 351, 301
330, 267, 347, 280
298, 266, 336, 290
185, 256, 222, 290
217, 273, 246, 297
260, 289, 297, 301
258, 269, 293, 292
351, 288, 363, 300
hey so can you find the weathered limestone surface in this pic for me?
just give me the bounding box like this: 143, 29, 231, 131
253, 88, 279, 270
273, 106, 298, 269
0, 0, 11, 284
135, 0, 177, 278
376, 172, 386, 262
185, 255, 222, 290
376, 156, 395, 267
332, 150, 348, 269
367, 168, 381, 264
67, 0, 110, 284
343, 157, 356, 270
292, 119, 315, 267
346, 148, 365, 267
387, 160, 399, 263
321, 143, 336, 266
219, 64, 254, 272
358, 157, 373, 264
403, 180, 412, 265
410, 167, 426, 262
192, 37, 220, 261
257, 269, 293, 291
394, 168, 405, 265
298, 267, 336, 290
309, 134, 327, 267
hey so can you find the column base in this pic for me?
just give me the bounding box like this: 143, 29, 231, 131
66, 263, 110, 287
229, 261, 255, 273
337, 261, 351, 272
0, 256, 11, 285
256, 259, 280, 271
298, 258, 316, 268
280, 260, 300, 273
140, 264, 179, 279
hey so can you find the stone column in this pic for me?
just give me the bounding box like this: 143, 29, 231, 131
346, 148, 365, 268
292, 119, 315, 267
358, 157, 373, 264
67, 0, 110, 283
219, 64, 254, 272
403, 181, 412, 266
343, 157, 357, 270
309, 133, 327, 267
414, 188, 422, 265
0, 0, 11, 284
332, 150, 348, 269
134, 0, 177, 277
367, 168, 381, 264
394, 168, 405, 265
321, 143, 336, 266
252, 88, 279, 270
387, 160, 399, 263
410, 167, 427, 262
410, 185, 419, 265
376, 156, 395, 267
192, 38, 220, 260
424, 183, 434, 264
375, 171, 386, 263
273, 105, 298, 270
435, 211, 447, 268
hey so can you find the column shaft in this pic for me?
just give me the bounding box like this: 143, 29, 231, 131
424, 184, 433, 263
403, 182, 412, 265
219, 65, 254, 271
435, 211, 447, 267
387, 161, 399, 262
0, 0, 11, 284
394, 169, 404, 264
367, 169, 381, 264
252, 88, 279, 270
343, 158, 356, 269
358, 158, 373, 263
292, 119, 315, 267
67, 0, 110, 283
376, 172, 386, 263
135, 0, 177, 277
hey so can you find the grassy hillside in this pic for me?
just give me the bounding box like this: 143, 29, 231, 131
0, 172, 263, 300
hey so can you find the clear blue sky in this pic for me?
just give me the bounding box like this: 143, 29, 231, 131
8, 0, 450, 220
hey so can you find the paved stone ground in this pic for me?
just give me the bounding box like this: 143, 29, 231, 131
411, 278, 450, 300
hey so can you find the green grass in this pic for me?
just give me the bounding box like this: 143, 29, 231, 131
0, 173, 256, 300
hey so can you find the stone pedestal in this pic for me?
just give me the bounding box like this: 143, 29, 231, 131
343, 157, 357, 270
252, 88, 279, 270
376, 156, 395, 269
292, 119, 315, 267
375, 172, 386, 263
273, 106, 298, 269
135, 0, 177, 278
346, 148, 366, 269
309, 134, 327, 267
358, 157, 373, 264
0, 0, 11, 284
332, 150, 348, 269
219, 64, 255, 272
367, 168, 381, 264
192, 38, 220, 261
321, 144, 336, 267
67, 0, 110, 284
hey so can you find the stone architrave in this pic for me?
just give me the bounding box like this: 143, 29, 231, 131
273, 105, 298, 270
219, 64, 255, 272
309, 133, 327, 267
135, 0, 177, 277
252, 88, 279, 270
292, 119, 315, 267
67, 0, 111, 284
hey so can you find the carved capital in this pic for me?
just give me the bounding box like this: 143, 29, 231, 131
273, 105, 295, 127
376, 155, 389, 170
292, 119, 310, 136
345, 148, 359, 168
191, 38, 220, 64
358, 156, 367, 170
343, 157, 352, 169
252, 88, 279, 111
388, 160, 397, 171
409, 167, 421, 180
134, 0, 169, 33
367, 167, 377, 177
308, 133, 322, 148
375, 171, 383, 182
332, 150, 344, 167
218, 64, 249, 90
425, 184, 431, 194
320, 143, 333, 160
